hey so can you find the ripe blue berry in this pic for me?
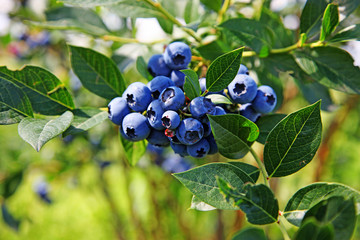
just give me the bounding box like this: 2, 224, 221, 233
165, 129, 181, 144
213, 106, 226, 115
228, 74, 257, 104
162, 110, 181, 129
199, 78, 206, 93
147, 54, 171, 77
122, 112, 151, 141
238, 64, 249, 75
162, 154, 192, 173
146, 129, 170, 147
187, 138, 210, 158
252, 85, 277, 114
240, 103, 261, 122
34, 180, 52, 204
200, 117, 212, 137
163, 42, 192, 70
170, 70, 186, 87
170, 142, 189, 157
176, 118, 204, 145
108, 97, 131, 125
147, 76, 174, 99
122, 82, 152, 112
147, 100, 165, 130
189, 96, 216, 118
206, 134, 218, 155
159, 86, 185, 111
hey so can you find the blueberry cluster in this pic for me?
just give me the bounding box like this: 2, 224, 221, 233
108, 42, 277, 159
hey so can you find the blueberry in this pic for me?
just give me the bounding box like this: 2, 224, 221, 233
187, 138, 210, 158
238, 64, 249, 75
170, 142, 189, 157
98, 160, 112, 169
252, 85, 277, 114
190, 96, 216, 118
34, 180, 52, 204
176, 118, 204, 145
240, 103, 261, 122
147, 144, 164, 155
147, 100, 165, 130
122, 112, 151, 141
213, 106, 226, 115
147, 54, 172, 77
163, 42, 192, 70
159, 86, 185, 111
170, 70, 186, 87
146, 129, 170, 147
108, 97, 131, 125
199, 77, 206, 93
165, 129, 181, 144
122, 82, 152, 112
200, 117, 212, 137
206, 134, 218, 155
228, 74, 257, 104
161, 110, 181, 129
161, 154, 192, 173
147, 76, 174, 99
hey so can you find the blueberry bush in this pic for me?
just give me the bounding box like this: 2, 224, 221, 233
1, 0, 360, 239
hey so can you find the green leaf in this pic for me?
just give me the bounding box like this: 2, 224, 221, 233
157, 17, 173, 34
220, 19, 271, 57
232, 227, 267, 240
260, 7, 294, 48
294, 217, 334, 240
108, 1, 162, 18
36, 6, 109, 36
332, 0, 360, 19
208, 114, 259, 159
119, 135, 146, 166
63, 108, 108, 136
0, 105, 26, 125
205, 48, 243, 93
217, 179, 279, 225
284, 182, 360, 226
69, 45, 126, 100
264, 101, 322, 178
156, 0, 175, 32
329, 24, 360, 42
173, 162, 259, 210
200, 0, 222, 11
136, 56, 152, 81
182, 69, 201, 100
320, 4, 339, 41
0, 171, 23, 199
302, 196, 356, 240
293, 47, 360, 94
300, 0, 328, 34
0, 77, 33, 121
205, 94, 232, 105
59, 0, 125, 7
0, 66, 74, 115
197, 41, 230, 61
295, 80, 337, 112
256, 114, 287, 144
18, 111, 74, 152
184, 0, 200, 24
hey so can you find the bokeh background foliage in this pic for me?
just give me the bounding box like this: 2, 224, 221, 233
1, 0, 360, 239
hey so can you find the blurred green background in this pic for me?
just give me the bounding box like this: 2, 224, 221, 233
1, 0, 360, 239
